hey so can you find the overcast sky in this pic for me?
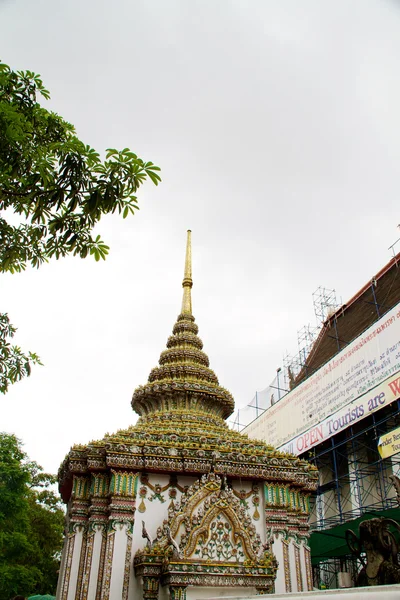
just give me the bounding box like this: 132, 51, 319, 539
1, 0, 400, 475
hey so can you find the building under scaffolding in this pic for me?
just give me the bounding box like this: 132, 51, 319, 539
307, 398, 400, 588
243, 251, 400, 589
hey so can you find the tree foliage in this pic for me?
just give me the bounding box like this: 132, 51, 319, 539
0, 59, 161, 391
0, 313, 42, 394
0, 60, 161, 271
0, 432, 65, 599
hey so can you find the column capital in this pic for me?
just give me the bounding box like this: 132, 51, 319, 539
169, 585, 187, 600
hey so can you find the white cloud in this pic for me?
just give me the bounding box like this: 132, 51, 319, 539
1, 0, 399, 473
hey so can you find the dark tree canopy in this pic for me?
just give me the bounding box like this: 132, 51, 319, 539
0, 433, 65, 599
0, 60, 161, 391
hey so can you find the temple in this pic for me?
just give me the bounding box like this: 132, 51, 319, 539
56, 231, 318, 600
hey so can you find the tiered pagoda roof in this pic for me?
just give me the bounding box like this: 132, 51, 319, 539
132, 231, 234, 420
59, 231, 318, 500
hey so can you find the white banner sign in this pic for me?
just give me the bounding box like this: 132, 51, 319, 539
244, 303, 400, 454
279, 371, 400, 455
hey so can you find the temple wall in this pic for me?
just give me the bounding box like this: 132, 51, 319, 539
231, 478, 266, 540
57, 471, 311, 600
270, 535, 312, 594
129, 472, 176, 600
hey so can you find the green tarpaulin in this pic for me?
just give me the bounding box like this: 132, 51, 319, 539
309, 508, 400, 565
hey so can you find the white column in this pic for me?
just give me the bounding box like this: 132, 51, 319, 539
109, 524, 133, 600
67, 526, 86, 600
303, 543, 313, 591
81, 524, 107, 600
79, 474, 110, 600
57, 477, 90, 600
273, 535, 286, 594
100, 470, 137, 600
57, 530, 75, 600
288, 539, 298, 593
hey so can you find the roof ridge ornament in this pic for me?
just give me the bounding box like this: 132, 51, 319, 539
181, 230, 193, 315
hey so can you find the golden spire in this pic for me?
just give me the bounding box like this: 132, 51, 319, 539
181, 230, 193, 315
131, 228, 235, 420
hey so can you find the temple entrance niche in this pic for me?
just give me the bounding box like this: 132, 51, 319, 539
134, 473, 278, 599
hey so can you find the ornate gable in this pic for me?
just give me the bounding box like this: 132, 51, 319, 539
134, 473, 278, 595
167, 472, 261, 562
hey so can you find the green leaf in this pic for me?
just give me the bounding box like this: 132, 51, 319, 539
147, 170, 161, 185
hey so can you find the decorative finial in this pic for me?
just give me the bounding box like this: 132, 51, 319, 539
181, 230, 192, 315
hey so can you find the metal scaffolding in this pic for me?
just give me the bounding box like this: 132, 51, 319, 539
312, 557, 361, 591
312, 286, 340, 324
304, 400, 400, 529
302, 399, 400, 588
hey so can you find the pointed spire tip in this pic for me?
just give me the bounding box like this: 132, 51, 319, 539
181, 230, 193, 315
